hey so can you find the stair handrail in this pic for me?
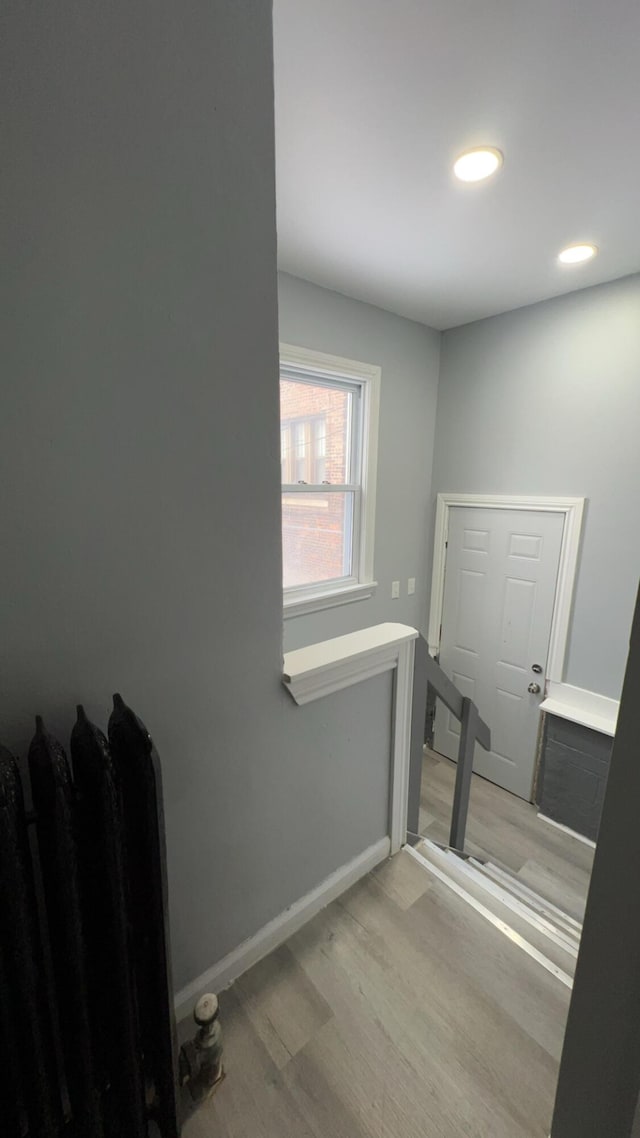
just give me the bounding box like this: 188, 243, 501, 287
422, 640, 491, 852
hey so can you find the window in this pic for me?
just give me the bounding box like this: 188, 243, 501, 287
281, 414, 328, 486
280, 344, 380, 616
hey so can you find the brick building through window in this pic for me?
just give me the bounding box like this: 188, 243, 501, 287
280, 377, 355, 589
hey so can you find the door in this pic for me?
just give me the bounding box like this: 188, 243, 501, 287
433, 506, 564, 799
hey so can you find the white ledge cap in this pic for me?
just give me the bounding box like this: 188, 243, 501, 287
283, 623, 419, 706
540, 682, 618, 737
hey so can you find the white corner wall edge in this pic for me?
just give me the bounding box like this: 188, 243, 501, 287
173, 835, 390, 1023
540, 681, 619, 737
283, 622, 418, 855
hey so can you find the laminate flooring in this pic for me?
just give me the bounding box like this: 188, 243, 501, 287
419, 748, 595, 923
183, 844, 572, 1138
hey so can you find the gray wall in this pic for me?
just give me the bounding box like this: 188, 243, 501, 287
278, 273, 441, 650
1, 1, 393, 994
551, 587, 640, 1137
433, 274, 640, 699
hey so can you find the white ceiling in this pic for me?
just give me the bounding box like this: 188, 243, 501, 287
273, 0, 640, 330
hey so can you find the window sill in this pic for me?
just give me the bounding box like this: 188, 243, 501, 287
283, 580, 378, 620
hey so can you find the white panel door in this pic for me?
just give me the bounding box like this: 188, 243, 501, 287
433, 507, 564, 799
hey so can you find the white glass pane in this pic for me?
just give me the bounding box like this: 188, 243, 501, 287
315, 420, 326, 456
282, 491, 354, 588
280, 379, 353, 484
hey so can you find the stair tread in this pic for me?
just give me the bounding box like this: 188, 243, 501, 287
441, 850, 580, 954
414, 839, 578, 982
471, 858, 582, 941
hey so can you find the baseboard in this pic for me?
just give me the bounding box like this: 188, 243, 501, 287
537, 812, 597, 849
173, 835, 390, 1022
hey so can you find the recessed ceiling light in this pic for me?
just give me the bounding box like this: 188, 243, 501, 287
453, 147, 503, 183
558, 243, 598, 265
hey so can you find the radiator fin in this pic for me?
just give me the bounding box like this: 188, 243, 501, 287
0, 700, 181, 1138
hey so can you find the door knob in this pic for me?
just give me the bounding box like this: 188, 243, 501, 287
528, 682, 541, 695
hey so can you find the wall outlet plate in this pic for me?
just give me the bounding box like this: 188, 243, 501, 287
391, 580, 400, 599
408, 577, 416, 595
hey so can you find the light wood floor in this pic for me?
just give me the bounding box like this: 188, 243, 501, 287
183, 847, 572, 1138
420, 748, 595, 922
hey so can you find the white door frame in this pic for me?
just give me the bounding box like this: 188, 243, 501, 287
427, 494, 585, 685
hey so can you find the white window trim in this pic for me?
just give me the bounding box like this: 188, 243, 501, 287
280, 343, 380, 618
283, 579, 378, 620
427, 493, 585, 685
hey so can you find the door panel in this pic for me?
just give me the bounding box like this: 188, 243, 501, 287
455, 569, 485, 652
434, 506, 564, 799
500, 577, 536, 665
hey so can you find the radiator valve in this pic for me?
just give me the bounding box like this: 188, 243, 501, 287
179, 993, 224, 1101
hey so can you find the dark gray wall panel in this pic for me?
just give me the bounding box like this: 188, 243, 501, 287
551, 586, 640, 1137
538, 715, 613, 841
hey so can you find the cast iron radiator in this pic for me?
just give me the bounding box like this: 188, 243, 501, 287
0, 695, 180, 1138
